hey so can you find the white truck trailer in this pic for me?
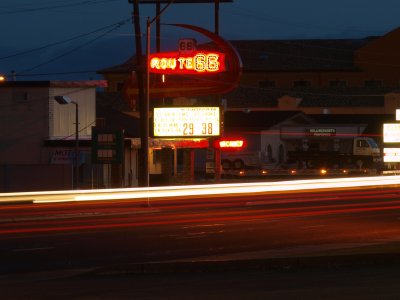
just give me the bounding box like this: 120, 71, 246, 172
218, 124, 382, 176
266, 125, 382, 169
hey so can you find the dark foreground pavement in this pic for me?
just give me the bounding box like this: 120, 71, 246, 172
2, 243, 400, 300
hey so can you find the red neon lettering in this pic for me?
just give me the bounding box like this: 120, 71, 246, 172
150, 57, 177, 70
149, 51, 225, 74
177, 57, 185, 69
219, 140, 244, 148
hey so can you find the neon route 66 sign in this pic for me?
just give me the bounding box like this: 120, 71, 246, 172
123, 24, 242, 99
149, 39, 226, 75
149, 51, 225, 74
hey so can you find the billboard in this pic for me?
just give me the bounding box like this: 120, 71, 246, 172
91, 128, 124, 164
214, 138, 246, 151
396, 109, 400, 121
384, 148, 400, 162
383, 123, 400, 143
153, 107, 220, 137
149, 51, 226, 74
123, 23, 242, 99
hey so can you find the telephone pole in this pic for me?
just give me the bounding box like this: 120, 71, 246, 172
129, 0, 149, 187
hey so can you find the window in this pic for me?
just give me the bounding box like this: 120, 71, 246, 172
95, 118, 106, 128
329, 80, 347, 87
116, 82, 125, 91
153, 149, 162, 164
12, 91, 28, 102
364, 79, 382, 88
293, 80, 311, 87
267, 145, 273, 161
259, 53, 269, 60
259, 80, 275, 88
278, 144, 284, 163
356, 139, 370, 148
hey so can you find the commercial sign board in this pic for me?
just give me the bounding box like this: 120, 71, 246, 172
123, 23, 242, 100
214, 138, 246, 151
396, 109, 400, 121
92, 128, 124, 164
383, 123, 400, 143
149, 51, 226, 74
50, 149, 85, 165
384, 148, 400, 162
153, 107, 220, 137
306, 128, 336, 137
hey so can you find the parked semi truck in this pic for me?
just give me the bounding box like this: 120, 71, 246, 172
278, 125, 382, 169
219, 124, 382, 174
285, 135, 381, 169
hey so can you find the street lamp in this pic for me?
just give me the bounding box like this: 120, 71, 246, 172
54, 95, 79, 189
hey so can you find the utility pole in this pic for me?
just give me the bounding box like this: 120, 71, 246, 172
127, 0, 227, 186
129, 0, 149, 187
156, 0, 161, 52
215, 0, 220, 35
74, 102, 79, 189
214, 0, 221, 182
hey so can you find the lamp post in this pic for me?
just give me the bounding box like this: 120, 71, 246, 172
54, 95, 79, 189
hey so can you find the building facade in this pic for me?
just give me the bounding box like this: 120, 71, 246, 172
0, 80, 118, 191
98, 26, 400, 116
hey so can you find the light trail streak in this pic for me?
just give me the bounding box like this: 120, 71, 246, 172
0, 186, 391, 219
0, 186, 399, 238
2, 200, 400, 237
40, 175, 400, 203
0, 175, 399, 204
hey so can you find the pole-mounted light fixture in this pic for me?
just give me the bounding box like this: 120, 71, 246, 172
54, 95, 80, 189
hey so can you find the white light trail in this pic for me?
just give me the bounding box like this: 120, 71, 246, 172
0, 175, 399, 204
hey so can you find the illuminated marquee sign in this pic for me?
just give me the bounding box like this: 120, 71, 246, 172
153, 107, 220, 137
384, 123, 400, 143
123, 24, 242, 99
149, 51, 226, 74
396, 109, 400, 121
214, 138, 246, 150
384, 148, 400, 162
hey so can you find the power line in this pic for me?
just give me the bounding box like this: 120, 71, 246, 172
0, 19, 129, 60
16, 19, 129, 76
4, 70, 99, 78
222, 5, 386, 37
0, 0, 121, 15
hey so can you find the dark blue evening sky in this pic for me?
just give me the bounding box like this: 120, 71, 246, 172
1, 0, 400, 80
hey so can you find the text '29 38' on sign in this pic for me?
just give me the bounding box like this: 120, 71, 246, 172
153, 107, 220, 137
